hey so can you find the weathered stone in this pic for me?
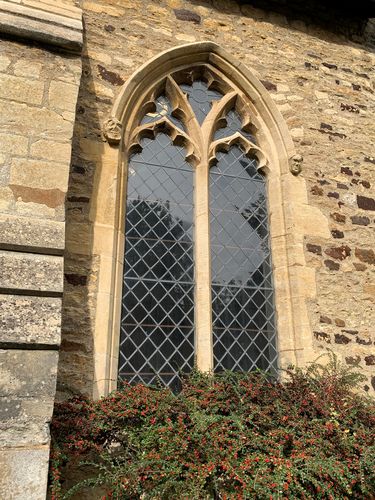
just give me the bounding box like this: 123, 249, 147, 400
331, 229, 344, 239
64, 273, 88, 286
340, 103, 359, 113
346, 356, 360, 365
311, 185, 323, 196
0, 100, 74, 138
97, 65, 124, 86
330, 212, 346, 223
356, 337, 372, 346
324, 259, 340, 271
9, 158, 69, 192
13, 59, 43, 78
0, 251, 63, 293
322, 62, 337, 70
355, 248, 375, 265
335, 318, 345, 327
0, 447, 50, 499
327, 191, 339, 199
320, 315, 332, 324
351, 215, 370, 226
306, 243, 322, 255
174, 8, 201, 23
0, 73, 44, 105
0, 214, 65, 253
357, 195, 375, 211
0, 349, 58, 397
0, 54, 11, 72
335, 334, 351, 344
341, 166, 353, 176
364, 355, 375, 366
353, 262, 367, 271
342, 329, 358, 336
0, 349, 58, 446
261, 80, 277, 92
0, 133, 28, 156
0, 295, 61, 346
49, 80, 79, 112
314, 331, 331, 343
30, 139, 72, 164
324, 245, 351, 261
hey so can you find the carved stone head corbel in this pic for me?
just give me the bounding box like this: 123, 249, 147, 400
103, 117, 122, 145
289, 154, 303, 175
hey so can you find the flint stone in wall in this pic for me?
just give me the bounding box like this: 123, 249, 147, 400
0, 295, 61, 346
0, 215, 65, 253
0, 251, 63, 293
0, 447, 49, 500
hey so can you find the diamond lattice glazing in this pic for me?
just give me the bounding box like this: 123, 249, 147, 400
119, 133, 195, 390
210, 147, 277, 374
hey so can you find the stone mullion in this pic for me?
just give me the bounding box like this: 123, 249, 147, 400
194, 160, 213, 373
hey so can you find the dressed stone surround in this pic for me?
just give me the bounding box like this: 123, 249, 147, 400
0, 0, 82, 497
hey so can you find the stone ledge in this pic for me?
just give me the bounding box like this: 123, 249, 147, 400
0, 0, 83, 53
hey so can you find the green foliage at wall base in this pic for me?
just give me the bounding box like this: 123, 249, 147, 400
50, 355, 375, 499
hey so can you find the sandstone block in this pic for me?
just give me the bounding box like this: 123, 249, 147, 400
49, 80, 79, 112
0, 295, 61, 346
0, 54, 11, 72
30, 139, 72, 164
13, 59, 43, 78
0, 214, 65, 252
10, 158, 69, 191
0, 100, 74, 138
0, 447, 49, 500
0, 74, 44, 105
0, 251, 63, 293
0, 133, 28, 156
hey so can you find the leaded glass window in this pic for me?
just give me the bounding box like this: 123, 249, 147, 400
119, 66, 277, 388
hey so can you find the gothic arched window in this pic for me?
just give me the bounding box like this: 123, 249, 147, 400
118, 65, 277, 388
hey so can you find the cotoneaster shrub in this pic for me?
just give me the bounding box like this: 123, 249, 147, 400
49, 355, 375, 499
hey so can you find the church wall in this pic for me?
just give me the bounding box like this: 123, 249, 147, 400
60, 0, 375, 400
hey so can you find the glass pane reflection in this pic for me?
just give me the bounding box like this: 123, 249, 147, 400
120, 133, 195, 389
210, 147, 277, 374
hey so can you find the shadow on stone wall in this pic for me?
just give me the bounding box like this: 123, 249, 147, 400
56, 30, 102, 400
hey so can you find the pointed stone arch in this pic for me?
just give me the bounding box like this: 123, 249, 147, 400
92, 42, 329, 396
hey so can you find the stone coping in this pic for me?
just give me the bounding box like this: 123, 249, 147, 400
0, 0, 83, 52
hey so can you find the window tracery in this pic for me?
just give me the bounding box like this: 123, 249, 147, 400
119, 64, 277, 388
